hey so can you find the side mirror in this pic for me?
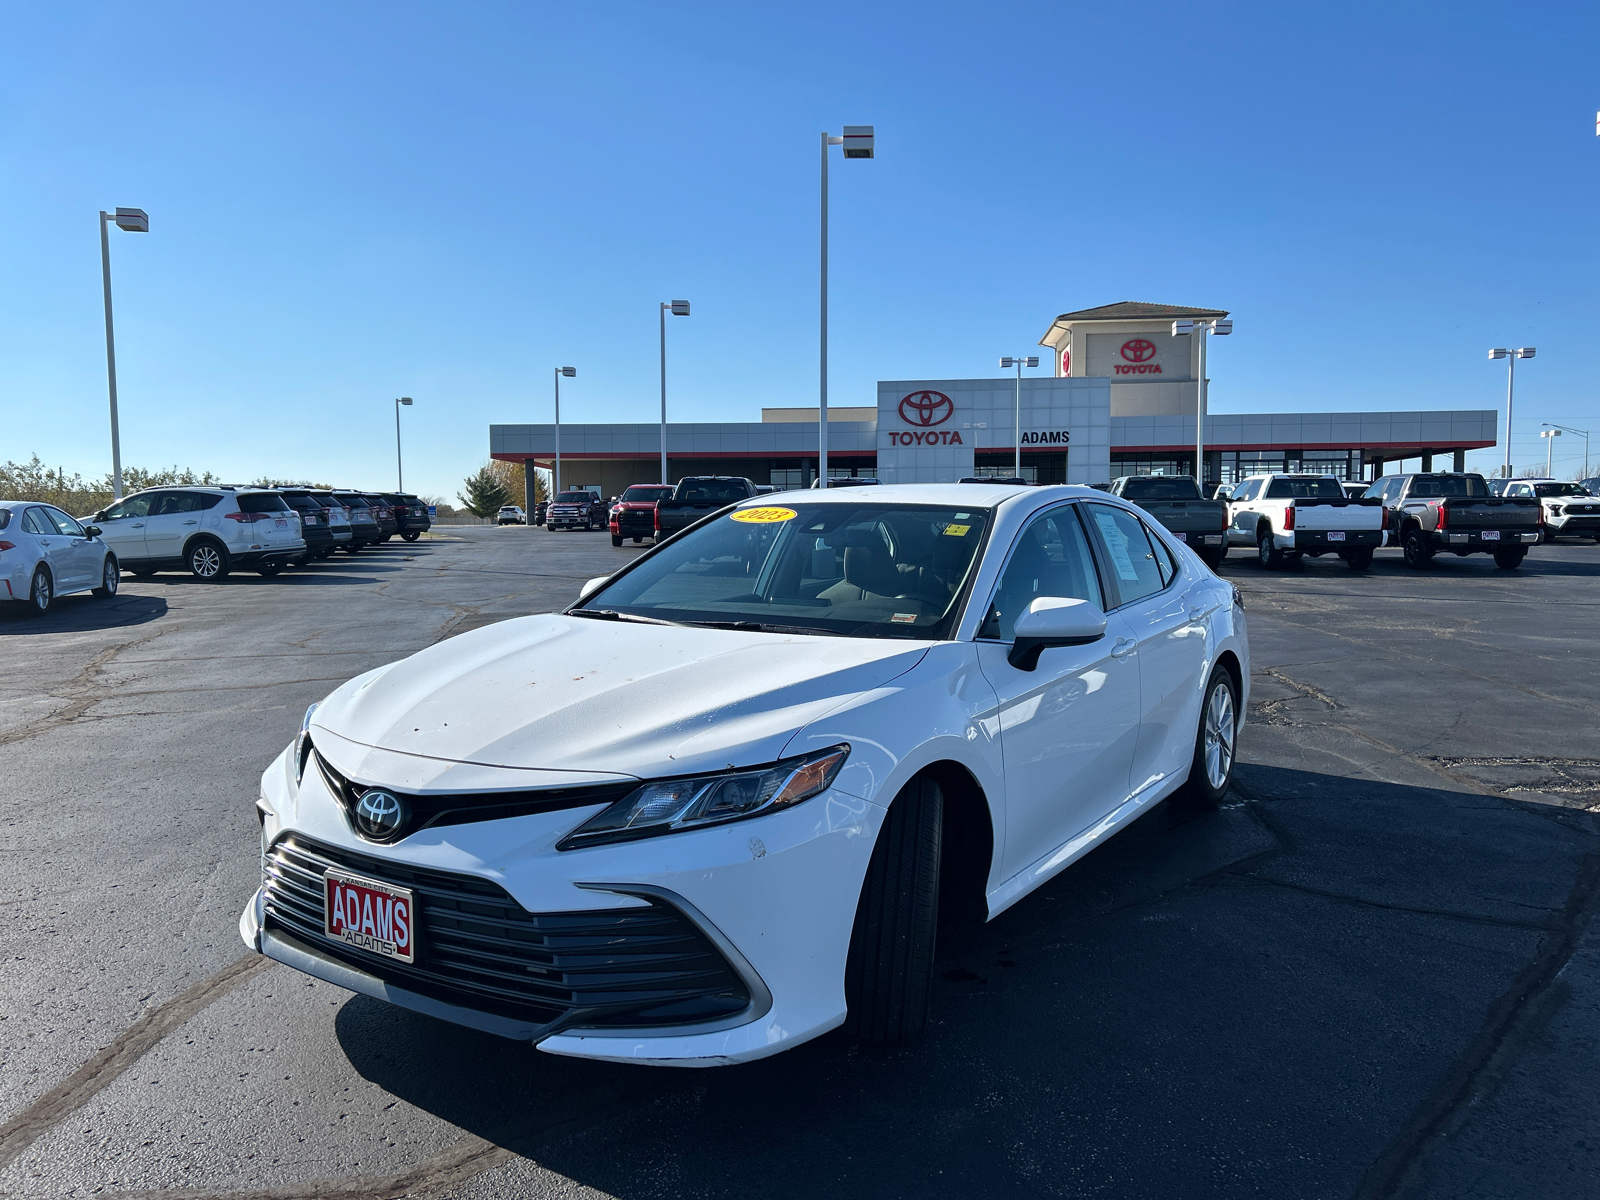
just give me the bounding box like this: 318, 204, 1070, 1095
83, 525, 102, 538
1008, 597, 1108, 671
578, 575, 609, 601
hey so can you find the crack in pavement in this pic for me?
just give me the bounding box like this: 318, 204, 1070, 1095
0, 630, 166, 750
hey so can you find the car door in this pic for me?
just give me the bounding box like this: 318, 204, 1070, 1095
1084, 504, 1211, 799
973, 502, 1143, 881
142, 491, 196, 560
42, 507, 102, 591
94, 493, 153, 564
20, 507, 78, 588
1226, 478, 1261, 544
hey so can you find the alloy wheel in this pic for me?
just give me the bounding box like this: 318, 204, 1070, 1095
191, 545, 222, 578
1203, 681, 1235, 790
31, 569, 51, 613
103, 560, 119, 594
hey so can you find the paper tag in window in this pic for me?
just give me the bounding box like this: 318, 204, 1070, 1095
731, 507, 797, 524
942, 524, 971, 537
891, 613, 918, 623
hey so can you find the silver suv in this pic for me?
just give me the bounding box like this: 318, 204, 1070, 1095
91, 487, 306, 580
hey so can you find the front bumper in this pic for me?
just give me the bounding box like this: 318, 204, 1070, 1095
1547, 515, 1600, 535
242, 742, 881, 1065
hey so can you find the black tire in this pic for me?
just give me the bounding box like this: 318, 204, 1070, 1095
633, 536, 643, 544
402, 531, 420, 542
1172, 665, 1238, 808
186, 539, 230, 581
131, 568, 157, 578
256, 562, 284, 577
1344, 546, 1374, 571
344, 541, 361, 554
1402, 528, 1433, 569
844, 775, 943, 1043
1593, 534, 1600, 545
1494, 547, 1526, 570
611, 534, 623, 547
1198, 549, 1222, 571
22, 566, 51, 616
91, 556, 120, 597
1256, 528, 1284, 569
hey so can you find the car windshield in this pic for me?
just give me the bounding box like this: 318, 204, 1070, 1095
1264, 476, 1346, 499
1534, 483, 1587, 497
1119, 477, 1200, 500
676, 480, 749, 501
578, 502, 993, 639
621, 486, 673, 503
1409, 475, 1487, 498
554, 492, 592, 503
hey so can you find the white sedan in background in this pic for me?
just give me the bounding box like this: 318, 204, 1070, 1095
0, 500, 120, 614
241, 483, 1248, 1066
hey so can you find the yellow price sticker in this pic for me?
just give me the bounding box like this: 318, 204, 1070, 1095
943, 524, 971, 537
731, 506, 798, 524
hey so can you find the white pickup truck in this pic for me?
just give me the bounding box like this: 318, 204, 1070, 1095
1222, 473, 1385, 570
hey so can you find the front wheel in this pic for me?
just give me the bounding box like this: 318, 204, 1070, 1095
1494, 547, 1526, 570
611, 535, 623, 547
187, 540, 230, 581
92, 556, 120, 597
401, 531, 420, 542
845, 775, 943, 1043
1344, 547, 1374, 571
1173, 666, 1238, 807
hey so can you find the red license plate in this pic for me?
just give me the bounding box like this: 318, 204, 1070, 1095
324, 869, 416, 963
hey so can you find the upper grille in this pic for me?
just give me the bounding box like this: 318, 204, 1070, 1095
262, 834, 749, 1033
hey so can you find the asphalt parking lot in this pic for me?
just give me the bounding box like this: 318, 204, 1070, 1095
2, 527, 1597, 1200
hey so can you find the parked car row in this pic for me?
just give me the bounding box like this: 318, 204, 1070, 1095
1, 485, 432, 614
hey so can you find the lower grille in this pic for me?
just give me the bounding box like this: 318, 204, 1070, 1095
262, 834, 750, 1032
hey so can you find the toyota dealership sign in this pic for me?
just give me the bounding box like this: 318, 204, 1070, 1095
889, 391, 964, 445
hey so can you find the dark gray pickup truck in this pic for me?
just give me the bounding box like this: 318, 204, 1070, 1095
653, 476, 759, 538
1366, 472, 1541, 569
1107, 476, 1229, 567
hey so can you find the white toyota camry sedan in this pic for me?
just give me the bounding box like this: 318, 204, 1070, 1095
241, 483, 1248, 1066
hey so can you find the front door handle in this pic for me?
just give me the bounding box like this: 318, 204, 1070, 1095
131, 522, 145, 528
183, 519, 198, 525
1110, 637, 1137, 658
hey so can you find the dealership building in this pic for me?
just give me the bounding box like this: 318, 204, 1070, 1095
490, 301, 1497, 494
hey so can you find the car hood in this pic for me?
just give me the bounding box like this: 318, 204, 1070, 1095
312, 614, 930, 780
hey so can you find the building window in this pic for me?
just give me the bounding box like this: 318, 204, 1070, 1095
1111, 455, 1193, 480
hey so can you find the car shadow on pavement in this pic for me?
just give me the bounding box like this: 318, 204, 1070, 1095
0, 592, 167, 632
333, 766, 1600, 1199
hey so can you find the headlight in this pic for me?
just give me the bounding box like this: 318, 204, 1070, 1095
557, 744, 849, 850
294, 702, 320, 784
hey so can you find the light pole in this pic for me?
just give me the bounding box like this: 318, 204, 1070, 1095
1172, 317, 1233, 488
98, 207, 149, 499
819, 125, 873, 487
553, 366, 576, 496
1542, 421, 1590, 478
1539, 428, 1562, 476
394, 397, 413, 490
999, 356, 1040, 478
659, 300, 690, 484
1489, 347, 1536, 477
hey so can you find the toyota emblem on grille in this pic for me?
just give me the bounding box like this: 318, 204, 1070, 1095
353, 789, 407, 840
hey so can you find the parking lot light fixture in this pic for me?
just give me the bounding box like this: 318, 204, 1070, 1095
1171, 318, 1233, 488
820, 125, 873, 484
554, 367, 576, 496
1489, 347, 1536, 477
659, 301, 690, 485
394, 397, 413, 490
1542, 421, 1590, 478
999, 356, 1041, 477
1540, 427, 1562, 476
99, 207, 150, 500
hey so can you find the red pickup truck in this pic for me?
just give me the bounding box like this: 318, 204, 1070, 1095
609, 484, 675, 546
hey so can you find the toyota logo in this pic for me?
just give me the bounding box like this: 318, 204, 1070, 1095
1120, 339, 1157, 363
898, 390, 954, 427
352, 789, 407, 840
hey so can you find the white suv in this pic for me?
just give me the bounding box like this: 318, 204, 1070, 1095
497, 505, 526, 525
91, 487, 307, 580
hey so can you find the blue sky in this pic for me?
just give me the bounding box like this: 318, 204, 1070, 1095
4, 1, 1598, 499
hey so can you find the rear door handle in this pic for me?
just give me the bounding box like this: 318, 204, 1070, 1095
1110, 637, 1137, 658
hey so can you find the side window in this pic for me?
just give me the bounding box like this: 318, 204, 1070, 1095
1085, 504, 1167, 608
103, 495, 153, 520
1234, 479, 1260, 502
979, 505, 1104, 641
45, 508, 85, 537
1144, 522, 1177, 586
21, 508, 53, 536
147, 491, 183, 516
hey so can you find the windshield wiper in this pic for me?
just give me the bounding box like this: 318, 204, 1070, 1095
567, 609, 677, 626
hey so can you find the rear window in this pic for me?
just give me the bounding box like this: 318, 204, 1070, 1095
622, 486, 674, 503
1119, 477, 1201, 500
676, 480, 749, 502
1408, 475, 1487, 498
238, 493, 292, 514
1264, 477, 1346, 499
279, 493, 318, 510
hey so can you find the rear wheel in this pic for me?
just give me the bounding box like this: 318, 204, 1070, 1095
23, 566, 51, 616
92, 557, 120, 597
1494, 547, 1526, 570
1198, 548, 1222, 571
1256, 529, 1284, 569
1173, 665, 1238, 808
1344, 547, 1374, 571
186, 540, 230, 581
633, 536, 643, 544
1402, 529, 1433, 569
401, 531, 420, 542
256, 562, 283, 577
845, 775, 943, 1043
